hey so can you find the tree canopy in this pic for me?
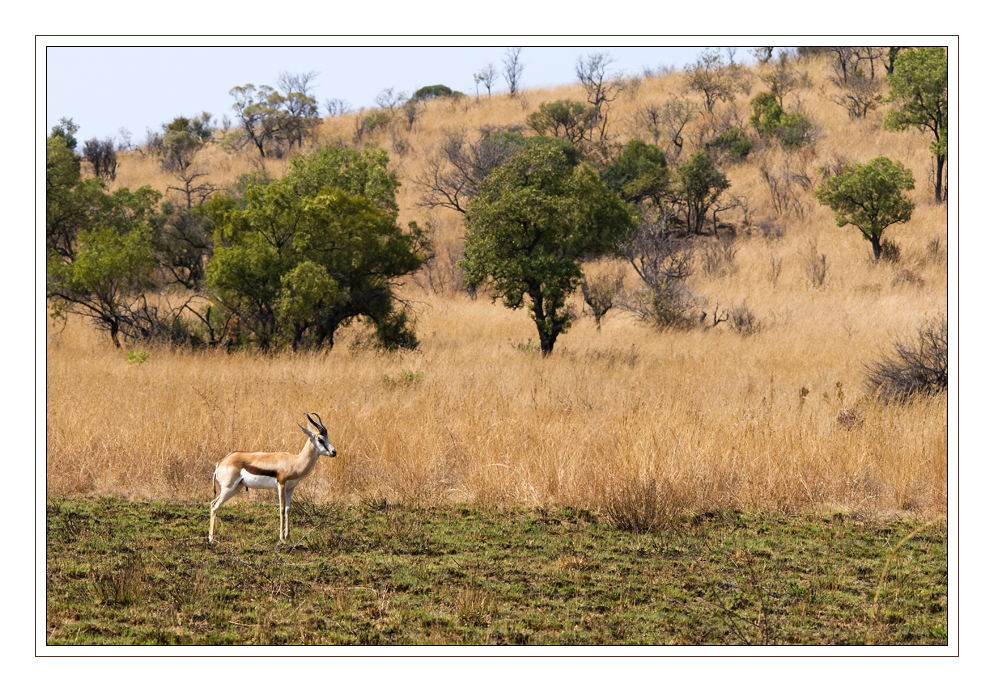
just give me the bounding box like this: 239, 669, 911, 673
885, 47, 947, 202
600, 139, 670, 210
206, 146, 427, 351
462, 142, 634, 355
46, 132, 171, 347
813, 156, 915, 261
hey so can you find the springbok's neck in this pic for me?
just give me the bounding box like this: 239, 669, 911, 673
299, 436, 319, 461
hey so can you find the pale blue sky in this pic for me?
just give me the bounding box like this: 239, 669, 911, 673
45, 45, 771, 144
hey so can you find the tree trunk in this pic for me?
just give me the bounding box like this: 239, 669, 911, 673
870, 235, 883, 262
935, 154, 946, 203
529, 288, 561, 356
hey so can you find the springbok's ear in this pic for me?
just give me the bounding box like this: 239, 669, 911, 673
297, 422, 317, 440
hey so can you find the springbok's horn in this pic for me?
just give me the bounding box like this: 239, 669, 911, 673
306, 412, 325, 432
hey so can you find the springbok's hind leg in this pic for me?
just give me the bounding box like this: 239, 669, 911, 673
209, 481, 243, 542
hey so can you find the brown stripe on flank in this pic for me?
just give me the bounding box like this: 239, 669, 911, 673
243, 464, 278, 477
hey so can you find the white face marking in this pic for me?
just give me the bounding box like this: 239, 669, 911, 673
319, 436, 337, 457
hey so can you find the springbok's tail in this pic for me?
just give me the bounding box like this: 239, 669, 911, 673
212, 467, 218, 499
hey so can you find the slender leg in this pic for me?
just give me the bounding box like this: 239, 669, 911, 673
284, 486, 295, 541
277, 482, 286, 542
209, 482, 242, 542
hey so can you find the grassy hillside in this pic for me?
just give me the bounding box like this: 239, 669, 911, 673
49, 49, 947, 519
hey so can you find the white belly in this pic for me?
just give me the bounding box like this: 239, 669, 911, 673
239, 471, 302, 492
240, 470, 278, 490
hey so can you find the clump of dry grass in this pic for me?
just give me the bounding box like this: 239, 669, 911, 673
55, 49, 947, 520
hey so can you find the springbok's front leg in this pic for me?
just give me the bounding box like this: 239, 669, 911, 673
277, 482, 287, 542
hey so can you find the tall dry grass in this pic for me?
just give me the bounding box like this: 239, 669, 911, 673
54, 49, 948, 519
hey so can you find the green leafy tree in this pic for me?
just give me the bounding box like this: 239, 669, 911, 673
48, 226, 157, 349
46, 132, 105, 261
600, 139, 670, 210
461, 142, 635, 355
412, 84, 459, 101
749, 92, 813, 147
229, 80, 318, 159
47, 132, 163, 259
813, 156, 915, 262
50, 117, 79, 151
206, 146, 427, 351
884, 47, 947, 202
526, 100, 597, 146
47, 131, 212, 348
672, 151, 730, 235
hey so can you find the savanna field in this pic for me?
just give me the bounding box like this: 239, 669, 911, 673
45, 48, 949, 646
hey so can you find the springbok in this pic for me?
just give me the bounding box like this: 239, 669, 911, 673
209, 412, 336, 543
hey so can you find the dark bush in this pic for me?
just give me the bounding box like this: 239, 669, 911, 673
82, 137, 118, 180
864, 314, 947, 401
411, 84, 458, 101
880, 238, 901, 263
730, 304, 762, 335
708, 127, 752, 161
777, 112, 815, 148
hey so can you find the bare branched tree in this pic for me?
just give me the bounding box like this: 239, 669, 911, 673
475, 63, 498, 98
324, 98, 352, 117
414, 128, 525, 215
760, 51, 807, 108
619, 208, 693, 288
375, 87, 408, 111
502, 48, 524, 96
576, 51, 622, 143
830, 67, 882, 120
616, 207, 700, 329
580, 263, 626, 330
828, 47, 860, 85
685, 49, 750, 119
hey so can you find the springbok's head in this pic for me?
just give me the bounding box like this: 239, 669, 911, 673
298, 412, 337, 458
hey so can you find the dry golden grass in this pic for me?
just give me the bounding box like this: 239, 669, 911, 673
55, 50, 947, 518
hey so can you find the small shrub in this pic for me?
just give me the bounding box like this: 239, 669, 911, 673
864, 314, 947, 401
880, 238, 901, 264
922, 236, 946, 265
383, 369, 424, 387
580, 265, 626, 331
730, 304, 762, 335
804, 243, 828, 288
514, 338, 541, 354
892, 268, 925, 288
411, 84, 458, 101
768, 253, 783, 286
777, 113, 815, 148
757, 219, 785, 241
836, 407, 865, 430
603, 475, 682, 533
700, 236, 739, 277
708, 127, 752, 161
363, 110, 393, 133
624, 283, 700, 330
126, 350, 150, 365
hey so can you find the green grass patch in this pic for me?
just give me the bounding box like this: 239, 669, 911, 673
46, 497, 947, 646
